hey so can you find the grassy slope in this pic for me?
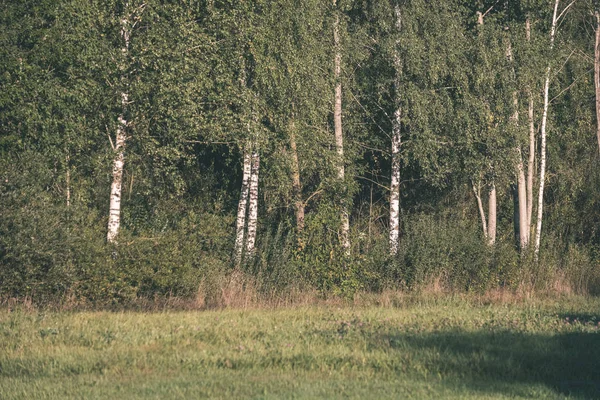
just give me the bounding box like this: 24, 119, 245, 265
1, 296, 600, 399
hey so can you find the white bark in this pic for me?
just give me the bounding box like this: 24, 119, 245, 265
507, 41, 529, 250
389, 4, 402, 256
107, 107, 127, 243
66, 154, 71, 208
289, 116, 305, 246
389, 109, 401, 256
472, 183, 488, 239
534, 0, 560, 259
107, 15, 131, 243
595, 11, 600, 154
487, 182, 497, 246
517, 148, 529, 249
526, 18, 535, 241
527, 88, 535, 238
245, 150, 260, 257
513, 97, 529, 250
333, 1, 350, 252
475, 9, 496, 246
234, 148, 252, 265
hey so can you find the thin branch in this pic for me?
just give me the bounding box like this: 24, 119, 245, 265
182, 140, 235, 145
482, 0, 501, 19
551, 48, 577, 80
550, 67, 594, 104
557, 0, 577, 23
356, 141, 390, 155
357, 176, 391, 192
372, 100, 393, 124
303, 189, 323, 206
107, 130, 115, 151
348, 90, 389, 138
576, 48, 594, 64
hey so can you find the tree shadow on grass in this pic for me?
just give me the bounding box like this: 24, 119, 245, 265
380, 329, 600, 399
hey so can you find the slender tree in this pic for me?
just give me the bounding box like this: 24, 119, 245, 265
473, 182, 488, 240
507, 38, 529, 249
516, 147, 529, 248
534, 0, 560, 258
245, 149, 260, 257
289, 114, 305, 243
234, 146, 252, 265
525, 17, 536, 242
595, 9, 600, 153
333, 0, 350, 252
475, 8, 497, 246
487, 182, 497, 245
389, 4, 403, 256
107, 6, 134, 243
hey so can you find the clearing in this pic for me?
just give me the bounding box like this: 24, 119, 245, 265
1, 295, 599, 399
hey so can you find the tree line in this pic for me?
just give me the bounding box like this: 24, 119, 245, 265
2, 0, 600, 303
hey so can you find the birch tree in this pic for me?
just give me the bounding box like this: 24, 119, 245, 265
473, 182, 488, 240
389, 4, 402, 256
507, 38, 529, 250
245, 149, 260, 256
475, 8, 497, 246
234, 147, 252, 265
534, 0, 561, 258
595, 8, 600, 153
487, 182, 497, 245
289, 115, 305, 241
232, 49, 258, 264
107, 6, 134, 243
333, 0, 350, 252
526, 17, 536, 240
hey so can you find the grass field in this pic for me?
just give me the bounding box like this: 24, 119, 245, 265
1, 295, 600, 399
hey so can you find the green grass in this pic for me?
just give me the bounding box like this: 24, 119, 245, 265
1, 295, 600, 399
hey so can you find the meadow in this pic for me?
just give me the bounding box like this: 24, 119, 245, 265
1, 294, 600, 399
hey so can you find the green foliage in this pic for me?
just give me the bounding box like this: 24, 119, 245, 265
2, 0, 600, 304
390, 213, 504, 292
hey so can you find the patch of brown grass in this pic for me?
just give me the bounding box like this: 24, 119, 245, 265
2, 267, 596, 313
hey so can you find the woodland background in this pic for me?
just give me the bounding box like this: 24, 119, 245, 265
2, 0, 600, 306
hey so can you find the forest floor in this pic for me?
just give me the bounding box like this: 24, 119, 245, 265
1, 294, 599, 399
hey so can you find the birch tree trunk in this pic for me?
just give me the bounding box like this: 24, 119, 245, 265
475, 9, 496, 246
595, 10, 600, 154
517, 148, 528, 249
527, 89, 535, 237
506, 38, 529, 249
389, 4, 402, 256
526, 18, 535, 241
389, 109, 402, 256
289, 117, 305, 247
472, 183, 488, 239
333, 0, 350, 252
234, 148, 252, 265
534, 0, 560, 259
66, 153, 71, 208
512, 184, 520, 243
107, 15, 131, 243
487, 182, 497, 246
245, 150, 260, 257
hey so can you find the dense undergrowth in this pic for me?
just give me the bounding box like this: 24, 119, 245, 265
2, 198, 600, 308
2, 154, 600, 308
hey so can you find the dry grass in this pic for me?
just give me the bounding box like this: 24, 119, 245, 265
195, 269, 323, 310
2, 267, 597, 313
